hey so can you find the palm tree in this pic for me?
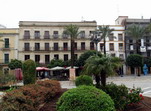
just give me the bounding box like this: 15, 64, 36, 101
126, 24, 146, 54
63, 24, 80, 68
98, 25, 114, 55
82, 55, 122, 86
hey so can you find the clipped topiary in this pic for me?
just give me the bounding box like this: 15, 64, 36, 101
75, 75, 93, 86
22, 59, 36, 85
57, 85, 115, 111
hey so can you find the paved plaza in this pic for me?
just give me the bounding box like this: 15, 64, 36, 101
60, 75, 151, 97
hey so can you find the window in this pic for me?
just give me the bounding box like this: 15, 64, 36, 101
34, 31, 40, 39
54, 54, 59, 60
35, 55, 40, 63
24, 30, 30, 39
119, 43, 123, 50
74, 54, 78, 60
63, 43, 68, 51
4, 54, 9, 64
129, 40, 133, 43
25, 55, 30, 60
147, 52, 151, 57
80, 31, 85, 38
74, 42, 77, 50
109, 34, 114, 41
44, 31, 50, 39
62, 34, 69, 38
109, 43, 114, 51
24, 43, 30, 51
45, 43, 50, 51
35, 43, 40, 51
45, 55, 50, 64
64, 54, 68, 61
118, 34, 123, 41
81, 42, 85, 50
111, 53, 115, 57
90, 42, 94, 50
100, 43, 104, 51
53, 31, 59, 38
119, 54, 124, 59
54, 43, 59, 51
4, 38, 9, 48
89, 31, 94, 36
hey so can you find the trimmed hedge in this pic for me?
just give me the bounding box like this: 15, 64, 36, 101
75, 75, 93, 86
1, 80, 61, 111
22, 59, 36, 85
57, 85, 115, 111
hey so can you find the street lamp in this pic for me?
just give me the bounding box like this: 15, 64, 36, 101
90, 31, 101, 55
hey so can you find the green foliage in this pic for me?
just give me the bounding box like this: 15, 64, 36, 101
144, 57, 151, 67
98, 83, 142, 110
0, 74, 16, 86
75, 75, 93, 86
77, 50, 102, 66
57, 85, 115, 111
126, 54, 143, 67
8, 59, 22, 70
22, 59, 36, 85
1, 80, 62, 111
47, 59, 64, 68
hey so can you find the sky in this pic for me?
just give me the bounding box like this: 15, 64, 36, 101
0, 0, 151, 28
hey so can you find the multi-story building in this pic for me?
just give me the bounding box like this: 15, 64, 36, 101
0, 28, 19, 73
18, 21, 97, 64
124, 18, 151, 58
97, 25, 125, 60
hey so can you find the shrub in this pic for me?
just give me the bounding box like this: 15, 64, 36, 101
99, 83, 129, 110
1, 89, 35, 111
1, 80, 62, 110
57, 85, 115, 111
37, 80, 62, 101
8, 59, 22, 70
98, 83, 143, 110
75, 75, 93, 86
0, 74, 16, 87
22, 59, 36, 85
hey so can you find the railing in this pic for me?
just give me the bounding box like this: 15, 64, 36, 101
22, 47, 92, 52
21, 35, 92, 40
0, 59, 11, 64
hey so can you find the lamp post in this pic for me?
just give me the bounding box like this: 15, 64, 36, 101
90, 31, 101, 55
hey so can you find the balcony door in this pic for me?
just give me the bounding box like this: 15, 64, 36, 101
4, 38, 9, 48
4, 54, 9, 63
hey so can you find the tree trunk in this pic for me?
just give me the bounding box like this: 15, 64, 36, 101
137, 67, 140, 76
136, 40, 139, 54
101, 73, 106, 86
95, 75, 100, 87
104, 39, 106, 56
71, 37, 75, 68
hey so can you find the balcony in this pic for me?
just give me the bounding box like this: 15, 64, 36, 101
23, 35, 30, 39
0, 59, 10, 64
53, 34, 59, 39
23, 47, 32, 51
1, 44, 11, 51
44, 35, 50, 39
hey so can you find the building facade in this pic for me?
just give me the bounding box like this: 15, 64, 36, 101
0, 28, 19, 72
97, 25, 125, 60
18, 21, 97, 64
125, 18, 151, 58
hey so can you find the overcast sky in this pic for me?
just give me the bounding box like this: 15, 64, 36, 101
0, 0, 151, 28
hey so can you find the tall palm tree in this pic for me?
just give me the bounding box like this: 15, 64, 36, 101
82, 55, 122, 86
98, 25, 114, 55
126, 24, 146, 54
63, 25, 80, 68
